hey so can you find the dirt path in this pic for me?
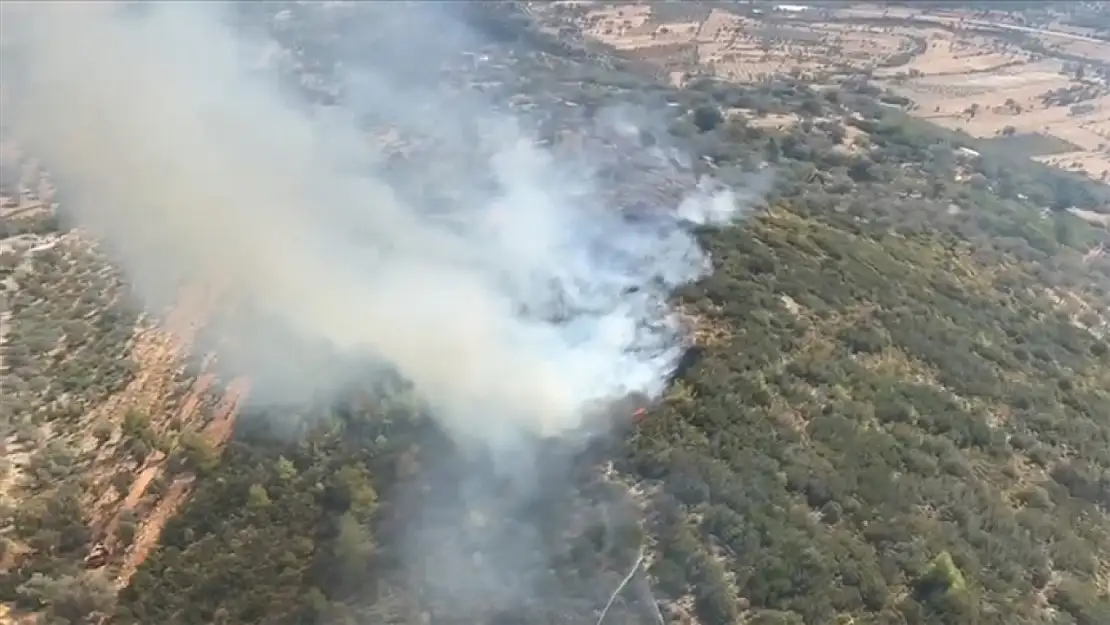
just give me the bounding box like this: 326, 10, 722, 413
112, 475, 195, 592
109, 374, 249, 592
99, 370, 220, 544
204, 377, 250, 446
51, 280, 255, 624
81, 284, 220, 534
64, 281, 253, 595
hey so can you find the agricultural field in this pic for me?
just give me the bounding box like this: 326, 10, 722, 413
882, 60, 1110, 180
545, 1, 1110, 185
572, 4, 922, 85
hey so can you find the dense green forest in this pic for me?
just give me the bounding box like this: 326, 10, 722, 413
4, 3, 1110, 625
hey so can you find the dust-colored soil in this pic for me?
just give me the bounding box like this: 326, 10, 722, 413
1074, 209, 1110, 227
112, 475, 194, 592
0, 604, 38, 625
205, 376, 251, 448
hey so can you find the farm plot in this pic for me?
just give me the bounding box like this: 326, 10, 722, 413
582, 5, 920, 84
570, 2, 1110, 184
886, 60, 1110, 181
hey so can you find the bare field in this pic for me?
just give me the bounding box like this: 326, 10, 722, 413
886, 64, 1110, 181
573, 4, 1034, 85
876, 42, 1026, 78
579, 6, 918, 83
559, 1, 1110, 185
1052, 38, 1110, 65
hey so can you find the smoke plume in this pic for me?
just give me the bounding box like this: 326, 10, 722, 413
0, 2, 760, 453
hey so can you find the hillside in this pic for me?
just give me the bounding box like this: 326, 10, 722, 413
0, 142, 248, 624
535, 1, 1110, 188
3, 3, 1110, 625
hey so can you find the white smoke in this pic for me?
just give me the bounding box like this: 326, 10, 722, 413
0, 2, 762, 452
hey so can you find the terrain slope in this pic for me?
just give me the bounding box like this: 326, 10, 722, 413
2, 3, 1110, 625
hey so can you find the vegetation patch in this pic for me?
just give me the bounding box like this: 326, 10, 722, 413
980, 132, 1084, 159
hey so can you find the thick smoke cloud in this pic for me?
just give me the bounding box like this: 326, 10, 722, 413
0, 2, 759, 454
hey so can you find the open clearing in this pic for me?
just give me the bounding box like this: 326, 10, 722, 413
552, 1, 1110, 185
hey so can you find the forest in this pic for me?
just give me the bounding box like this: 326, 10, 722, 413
2, 3, 1110, 625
